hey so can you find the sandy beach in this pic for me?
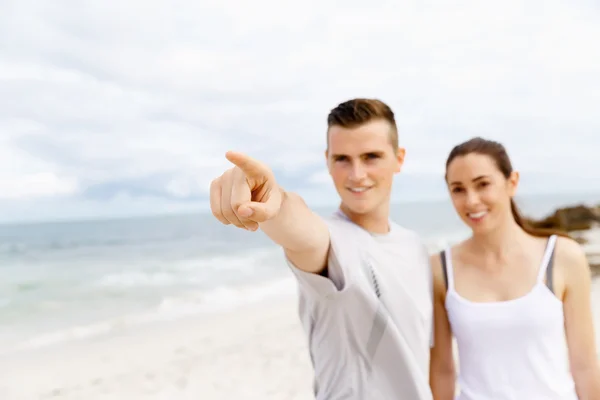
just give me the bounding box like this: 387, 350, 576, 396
1, 231, 599, 400
2, 287, 599, 400
1, 282, 598, 400
0, 294, 315, 400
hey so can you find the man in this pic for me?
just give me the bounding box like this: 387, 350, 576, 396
210, 98, 434, 399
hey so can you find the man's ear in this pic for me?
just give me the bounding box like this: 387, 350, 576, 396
324, 149, 332, 176
395, 147, 406, 173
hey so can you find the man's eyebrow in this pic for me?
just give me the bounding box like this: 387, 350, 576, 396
330, 151, 385, 158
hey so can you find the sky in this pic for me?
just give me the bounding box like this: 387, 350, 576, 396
0, 0, 599, 223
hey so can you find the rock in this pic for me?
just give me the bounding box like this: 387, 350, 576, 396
591, 262, 599, 277
524, 204, 600, 232
572, 232, 588, 245
589, 254, 599, 276
582, 234, 600, 277
587, 247, 600, 277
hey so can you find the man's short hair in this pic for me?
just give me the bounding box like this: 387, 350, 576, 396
326, 98, 398, 149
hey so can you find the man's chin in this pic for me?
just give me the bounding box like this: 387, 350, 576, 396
341, 199, 376, 215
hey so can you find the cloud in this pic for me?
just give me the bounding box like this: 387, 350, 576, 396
0, 0, 599, 222
0, 172, 77, 199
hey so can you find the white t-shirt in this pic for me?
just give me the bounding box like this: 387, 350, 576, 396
287, 211, 434, 400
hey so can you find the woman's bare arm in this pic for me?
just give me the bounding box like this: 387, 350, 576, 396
429, 254, 456, 400
559, 237, 600, 399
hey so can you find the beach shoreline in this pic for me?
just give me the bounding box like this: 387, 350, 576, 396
1, 228, 598, 399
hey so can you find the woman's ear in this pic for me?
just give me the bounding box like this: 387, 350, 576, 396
507, 170, 520, 197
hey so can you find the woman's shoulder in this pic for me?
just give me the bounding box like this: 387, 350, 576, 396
429, 251, 449, 298
553, 235, 591, 284
554, 235, 587, 263
428, 240, 464, 267
428, 240, 470, 290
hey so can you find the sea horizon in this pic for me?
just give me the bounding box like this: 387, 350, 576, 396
2, 188, 598, 228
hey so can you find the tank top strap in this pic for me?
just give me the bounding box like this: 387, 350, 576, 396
536, 235, 557, 286
439, 248, 455, 292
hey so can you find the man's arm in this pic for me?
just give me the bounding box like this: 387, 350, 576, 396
259, 188, 331, 275
210, 151, 332, 277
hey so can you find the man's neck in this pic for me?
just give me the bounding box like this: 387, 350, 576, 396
338, 204, 390, 234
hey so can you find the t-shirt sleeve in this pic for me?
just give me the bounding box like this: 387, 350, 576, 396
286, 220, 357, 300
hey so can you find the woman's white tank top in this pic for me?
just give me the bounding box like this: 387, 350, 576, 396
442, 235, 578, 399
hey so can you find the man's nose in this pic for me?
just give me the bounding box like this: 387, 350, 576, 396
349, 162, 367, 181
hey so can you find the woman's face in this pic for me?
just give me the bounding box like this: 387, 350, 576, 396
446, 153, 518, 234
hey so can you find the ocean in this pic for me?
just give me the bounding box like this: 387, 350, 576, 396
1, 191, 598, 356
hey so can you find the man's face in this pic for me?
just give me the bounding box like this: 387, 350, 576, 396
325, 119, 405, 216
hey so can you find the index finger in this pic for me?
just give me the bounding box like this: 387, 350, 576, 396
225, 151, 269, 179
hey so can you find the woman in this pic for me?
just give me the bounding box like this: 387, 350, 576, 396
429, 137, 600, 399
